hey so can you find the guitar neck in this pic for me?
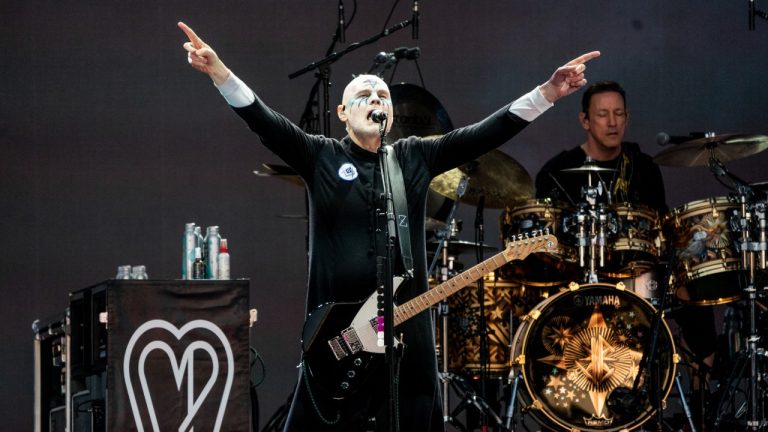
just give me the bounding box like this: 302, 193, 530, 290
393, 234, 555, 326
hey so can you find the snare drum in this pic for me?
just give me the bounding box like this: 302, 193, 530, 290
664, 196, 745, 305
605, 204, 661, 278
500, 199, 580, 286
510, 282, 677, 431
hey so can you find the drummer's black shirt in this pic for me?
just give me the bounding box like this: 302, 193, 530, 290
534, 142, 668, 213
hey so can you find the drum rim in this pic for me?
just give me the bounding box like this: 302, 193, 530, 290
512, 282, 678, 431
666, 195, 737, 219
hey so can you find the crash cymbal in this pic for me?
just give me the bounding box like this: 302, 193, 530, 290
253, 163, 304, 187
428, 239, 497, 254
430, 150, 533, 208
653, 134, 768, 167
388, 83, 454, 140
560, 163, 617, 173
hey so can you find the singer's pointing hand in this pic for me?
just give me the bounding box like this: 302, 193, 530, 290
540, 51, 601, 103
178, 21, 230, 85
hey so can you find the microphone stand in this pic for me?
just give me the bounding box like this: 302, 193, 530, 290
376, 119, 400, 432
474, 195, 489, 431
289, 19, 414, 136
607, 246, 677, 431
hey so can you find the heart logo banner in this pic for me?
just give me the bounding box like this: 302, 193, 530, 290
106, 280, 250, 432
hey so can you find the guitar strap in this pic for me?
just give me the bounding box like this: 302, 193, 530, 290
384, 145, 414, 276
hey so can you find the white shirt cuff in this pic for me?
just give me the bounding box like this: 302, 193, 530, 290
215, 72, 256, 108
508, 86, 554, 122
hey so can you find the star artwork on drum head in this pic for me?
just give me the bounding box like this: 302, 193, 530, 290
538, 304, 643, 420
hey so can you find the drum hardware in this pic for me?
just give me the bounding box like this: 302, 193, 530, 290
708, 158, 768, 430
426, 173, 467, 424
425, 172, 507, 429
674, 371, 700, 432
443, 372, 509, 432
562, 202, 618, 283
559, 158, 621, 283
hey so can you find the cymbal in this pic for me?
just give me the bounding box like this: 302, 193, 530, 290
560, 163, 617, 173
653, 134, 768, 167
253, 163, 304, 187
388, 83, 454, 140
428, 239, 497, 254
430, 149, 533, 208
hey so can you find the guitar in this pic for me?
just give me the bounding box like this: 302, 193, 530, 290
300, 232, 558, 400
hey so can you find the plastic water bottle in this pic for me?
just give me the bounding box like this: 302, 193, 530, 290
205, 226, 221, 279
217, 238, 230, 280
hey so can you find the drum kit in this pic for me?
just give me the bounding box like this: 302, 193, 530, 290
425, 132, 768, 431
253, 83, 768, 430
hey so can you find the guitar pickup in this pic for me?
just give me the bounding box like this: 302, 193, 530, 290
328, 336, 348, 361
341, 327, 363, 354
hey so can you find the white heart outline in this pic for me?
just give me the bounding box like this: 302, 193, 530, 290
123, 319, 235, 432
138, 341, 218, 432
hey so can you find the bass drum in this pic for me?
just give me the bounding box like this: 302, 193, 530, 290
510, 282, 677, 431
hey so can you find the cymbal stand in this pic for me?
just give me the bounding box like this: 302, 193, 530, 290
437, 242, 457, 423
741, 195, 766, 431
425, 175, 467, 424
446, 373, 509, 432
709, 156, 767, 430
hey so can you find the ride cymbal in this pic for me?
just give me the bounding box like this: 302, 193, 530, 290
653, 134, 768, 167
430, 149, 533, 208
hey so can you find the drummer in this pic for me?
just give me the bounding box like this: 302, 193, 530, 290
534, 80, 665, 213
534, 80, 715, 414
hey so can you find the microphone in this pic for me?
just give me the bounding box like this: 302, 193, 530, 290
393, 46, 421, 60
372, 48, 419, 67
656, 131, 706, 146
338, 0, 346, 42
412, 0, 420, 39
373, 51, 394, 65
370, 110, 388, 123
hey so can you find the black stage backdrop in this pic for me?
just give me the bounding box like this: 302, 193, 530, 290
2, 1, 767, 429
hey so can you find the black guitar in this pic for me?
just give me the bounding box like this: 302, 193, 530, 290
300, 233, 558, 400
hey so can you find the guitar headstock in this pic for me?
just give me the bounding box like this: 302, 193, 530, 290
501, 230, 558, 262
